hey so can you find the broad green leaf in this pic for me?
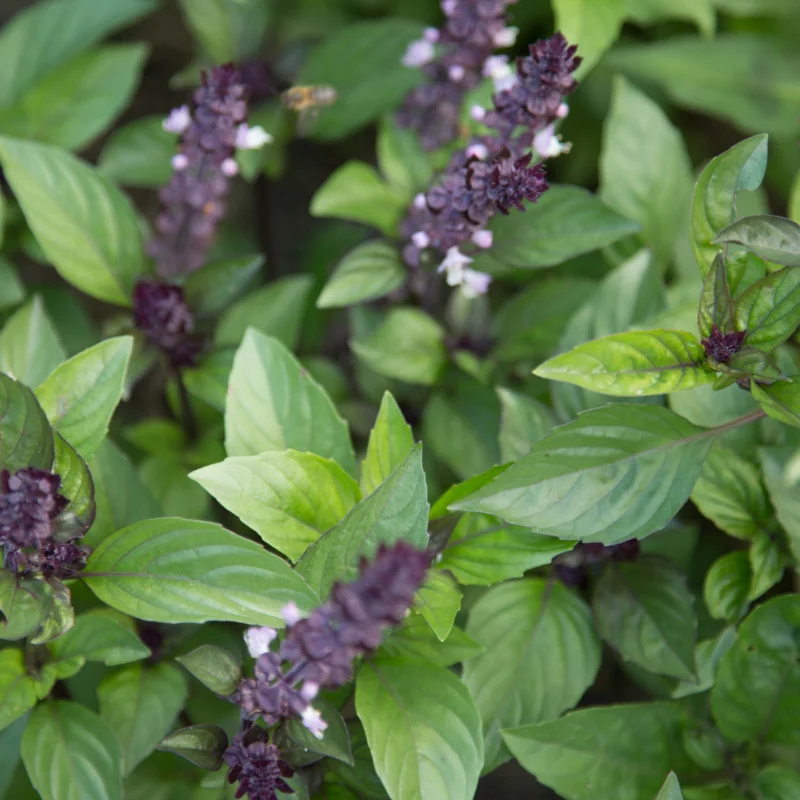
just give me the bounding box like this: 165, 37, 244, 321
0, 372, 54, 473
376, 115, 432, 196
380, 614, 484, 667
53, 432, 96, 534
753, 766, 800, 800
0, 0, 156, 106
453, 405, 717, 544
297, 19, 424, 140
285, 699, 353, 766
50, 611, 150, 668
191, 451, 360, 562
534, 329, 713, 396
711, 595, 800, 745
351, 308, 447, 387
751, 380, 800, 429
21, 701, 122, 800
553, 0, 624, 77
471, 185, 641, 274
760, 447, 800, 561
672, 627, 736, 699
0, 649, 55, 731
99, 662, 188, 774
600, 77, 693, 263
0, 573, 52, 642
0, 138, 145, 306
748, 531, 783, 601
84, 518, 319, 626
503, 703, 695, 800
360, 394, 414, 500
703, 551, 750, 624
156, 724, 227, 771
610, 37, 800, 136
0, 296, 65, 388
214, 275, 312, 350
325, 722, 388, 800
594, 557, 697, 680
698, 255, 735, 339
175, 645, 240, 697
722, 347, 785, 382
0, 45, 148, 151
716, 215, 800, 268
0, 258, 25, 312
97, 115, 174, 188
463, 579, 600, 767
0, 715, 27, 797
225, 330, 355, 474
356, 659, 483, 800
414, 571, 460, 642
297, 446, 428, 598
35, 337, 132, 459
317, 241, 406, 309
182, 348, 233, 413
311, 162, 406, 237
657, 772, 685, 800
430, 464, 510, 521
626, 0, 714, 35
497, 388, 556, 462
185, 254, 262, 318
138, 456, 209, 520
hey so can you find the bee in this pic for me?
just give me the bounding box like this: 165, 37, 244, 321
280, 85, 338, 113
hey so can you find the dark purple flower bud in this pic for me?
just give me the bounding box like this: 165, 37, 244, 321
0, 468, 67, 550
132, 279, 204, 367
482, 151, 549, 214
701, 326, 746, 364
35, 540, 92, 580
233, 652, 310, 726
223, 728, 294, 800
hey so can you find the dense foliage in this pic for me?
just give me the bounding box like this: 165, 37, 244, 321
1, 0, 800, 798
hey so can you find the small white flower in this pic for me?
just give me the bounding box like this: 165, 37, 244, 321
281, 601, 304, 626
235, 124, 272, 150
221, 157, 239, 177
301, 705, 328, 739
470, 105, 486, 122
402, 39, 435, 68
171, 153, 189, 171
162, 105, 191, 134
423, 27, 440, 43
438, 247, 473, 286
243, 626, 277, 658
494, 72, 518, 92
412, 231, 430, 249
448, 64, 465, 82
466, 143, 489, 161
482, 55, 509, 79
461, 268, 492, 298
494, 27, 519, 48
441, 0, 457, 16
301, 682, 320, 701
413, 193, 428, 210
533, 124, 571, 159
556, 102, 570, 119
472, 230, 493, 249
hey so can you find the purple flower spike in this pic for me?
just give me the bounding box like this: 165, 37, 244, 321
224, 729, 294, 800
0, 469, 67, 549
701, 326, 746, 364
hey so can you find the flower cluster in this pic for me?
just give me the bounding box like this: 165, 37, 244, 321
701, 326, 746, 364
0, 468, 90, 579
230, 542, 430, 751
554, 540, 640, 588
148, 64, 272, 279
400, 29, 581, 296
132, 279, 204, 367
223, 728, 295, 800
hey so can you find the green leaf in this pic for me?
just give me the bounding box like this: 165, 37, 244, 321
84, 518, 319, 626
0, 649, 55, 731
497, 388, 556, 462
748, 531, 783, 601
698, 255, 735, 339
716, 215, 800, 268
297, 19, 424, 140
600, 77, 693, 263
297, 446, 427, 598
0, 715, 28, 797
626, 0, 714, 35
722, 347, 785, 382
751, 380, 800, 429
214, 275, 312, 350
0, 572, 53, 642
691, 444, 770, 539
184, 254, 263, 318
176, 645, 240, 697
671, 627, 736, 699
182, 348, 233, 413
703, 550, 752, 622
225, 330, 355, 474
157, 724, 227, 771
376, 115, 432, 196
503, 702, 696, 800
760, 447, 800, 561
285, 698, 353, 766
380, 614, 484, 667
191, 451, 360, 563
317, 241, 406, 309
471, 185, 641, 274
97, 115, 174, 188
0, 258, 25, 312
310, 162, 407, 236
49, 610, 150, 668
138, 456, 209, 520
35, 337, 132, 459
0, 138, 145, 306
21, 701, 122, 800
753, 765, 800, 800
99, 662, 188, 774
656, 772, 685, 800
360, 392, 414, 496
593, 557, 697, 680
430, 464, 510, 521
0, 0, 156, 107
453, 405, 717, 544
736, 268, 800, 354
440, 513, 573, 586
0, 295, 65, 388
610, 37, 800, 136
0, 44, 148, 151
414, 571, 460, 642
534, 329, 714, 396
463, 579, 600, 767
356, 659, 483, 800
711, 595, 800, 745
351, 307, 447, 386
0, 374, 52, 472
53, 432, 96, 535
553, 0, 624, 77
